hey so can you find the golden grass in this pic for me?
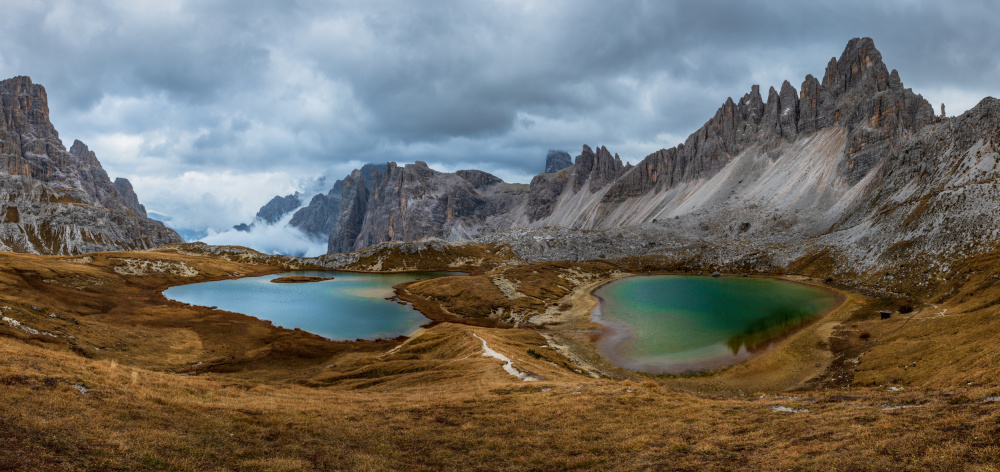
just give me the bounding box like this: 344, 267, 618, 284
2, 246, 1000, 469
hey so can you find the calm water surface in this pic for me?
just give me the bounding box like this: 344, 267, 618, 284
163, 271, 460, 341
593, 276, 838, 373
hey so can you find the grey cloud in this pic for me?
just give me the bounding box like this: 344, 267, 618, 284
1, 0, 997, 235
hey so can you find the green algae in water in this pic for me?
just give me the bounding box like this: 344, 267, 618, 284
592, 276, 838, 374
163, 271, 460, 341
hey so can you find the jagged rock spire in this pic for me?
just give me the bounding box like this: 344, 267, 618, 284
0, 75, 182, 254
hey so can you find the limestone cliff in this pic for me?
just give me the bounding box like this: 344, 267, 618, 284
524, 37, 934, 231
256, 193, 302, 224
112, 177, 147, 218
0, 76, 181, 254
233, 192, 303, 231
544, 150, 572, 173
324, 162, 526, 253
248, 37, 994, 277
290, 181, 344, 239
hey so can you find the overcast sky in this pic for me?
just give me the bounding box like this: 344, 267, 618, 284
1, 0, 997, 238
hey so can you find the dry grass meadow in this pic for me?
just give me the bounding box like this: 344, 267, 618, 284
2, 243, 1000, 470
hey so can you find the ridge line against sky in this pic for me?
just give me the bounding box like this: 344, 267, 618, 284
1, 0, 998, 238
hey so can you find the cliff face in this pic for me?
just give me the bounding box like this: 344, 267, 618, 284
256, 193, 302, 224
248, 37, 996, 274
322, 162, 527, 253
0, 76, 181, 254
544, 150, 572, 173
112, 177, 147, 218
519, 37, 935, 231
233, 192, 303, 231
290, 180, 344, 239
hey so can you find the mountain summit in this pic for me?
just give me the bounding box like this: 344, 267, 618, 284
241, 37, 997, 281
0, 76, 182, 254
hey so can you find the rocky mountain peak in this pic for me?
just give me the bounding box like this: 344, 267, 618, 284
740, 85, 765, 121
544, 150, 572, 173
456, 169, 503, 189
797, 74, 833, 135
403, 160, 437, 180
256, 193, 302, 224
572, 144, 625, 193
778, 80, 800, 141
599, 38, 936, 210
290, 182, 345, 239
822, 37, 889, 95
1, 75, 182, 253
69, 139, 102, 167
112, 177, 147, 218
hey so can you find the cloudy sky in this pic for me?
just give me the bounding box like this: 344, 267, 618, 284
1, 0, 997, 242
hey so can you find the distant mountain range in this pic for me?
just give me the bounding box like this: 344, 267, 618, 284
4, 37, 999, 274
0, 76, 182, 254
242, 37, 998, 277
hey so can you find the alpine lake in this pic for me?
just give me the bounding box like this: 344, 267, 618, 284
592, 275, 839, 374
163, 271, 461, 341
164, 270, 838, 373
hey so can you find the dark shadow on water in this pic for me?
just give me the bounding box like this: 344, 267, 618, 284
592, 275, 840, 374
725, 305, 814, 355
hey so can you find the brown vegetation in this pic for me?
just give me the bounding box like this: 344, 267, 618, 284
3, 245, 1000, 470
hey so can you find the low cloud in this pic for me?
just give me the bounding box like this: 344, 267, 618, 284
129, 170, 350, 235
200, 212, 327, 258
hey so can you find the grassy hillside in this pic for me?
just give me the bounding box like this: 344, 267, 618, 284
2, 245, 1000, 470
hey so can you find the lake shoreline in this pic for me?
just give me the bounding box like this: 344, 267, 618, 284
163, 270, 460, 341
590, 275, 844, 374
270, 275, 335, 283
536, 271, 855, 391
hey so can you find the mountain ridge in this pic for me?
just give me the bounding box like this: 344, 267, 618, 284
0, 75, 182, 254
245, 37, 975, 273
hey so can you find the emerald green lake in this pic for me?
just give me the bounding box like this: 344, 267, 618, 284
592, 276, 839, 373
162, 271, 460, 341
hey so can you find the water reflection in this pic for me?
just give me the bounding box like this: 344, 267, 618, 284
593, 275, 838, 374
725, 305, 813, 355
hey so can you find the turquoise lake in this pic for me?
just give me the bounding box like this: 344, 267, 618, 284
592, 275, 839, 374
162, 271, 460, 341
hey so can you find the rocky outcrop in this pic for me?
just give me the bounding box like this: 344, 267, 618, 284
526, 171, 568, 222
0, 76, 181, 254
327, 162, 527, 253
824, 38, 935, 184
233, 191, 305, 231
290, 181, 344, 238
256, 193, 302, 224
113, 177, 147, 217
544, 150, 572, 173
571, 145, 627, 193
